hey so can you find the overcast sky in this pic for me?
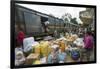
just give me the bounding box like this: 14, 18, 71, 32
18, 4, 86, 24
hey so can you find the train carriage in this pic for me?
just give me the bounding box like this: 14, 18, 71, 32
15, 4, 65, 40
15, 4, 79, 40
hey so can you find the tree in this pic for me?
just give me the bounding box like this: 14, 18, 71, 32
61, 13, 72, 23
70, 17, 78, 24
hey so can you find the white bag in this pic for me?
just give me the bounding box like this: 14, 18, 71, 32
23, 37, 38, 52
40, 57, 47, 64
15, 51, 25, 66
73, 38, 84, 47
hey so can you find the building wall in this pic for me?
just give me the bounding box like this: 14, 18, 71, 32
79, 8, 95, 31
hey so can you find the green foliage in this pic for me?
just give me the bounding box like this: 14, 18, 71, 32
70, 18, 78, 24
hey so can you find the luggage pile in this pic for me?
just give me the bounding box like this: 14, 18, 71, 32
15, 35, 83, 66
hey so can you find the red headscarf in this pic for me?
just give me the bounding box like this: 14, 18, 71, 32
17, 31, 25, 45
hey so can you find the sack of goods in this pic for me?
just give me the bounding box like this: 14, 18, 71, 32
70, 50, 80, 60
40, 41, 51, 57
47, 54, 53, 63
32, 42, 41, 55
73, 38, 84, 47
33, 60, 41, 65
59, 40, 66, 52
47, 44, 59, 63
51, 44, 59, 51
15, 51, 25, 66
47, 51, 59, 63
23, 37, 36, 53
40, 57, 47, 64
25, 53, 40, 65
58, 52, 67, 63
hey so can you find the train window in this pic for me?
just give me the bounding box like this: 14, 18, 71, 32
24, 12, 43, 34
48, 17, 55, 24
48, 17, 56, 32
